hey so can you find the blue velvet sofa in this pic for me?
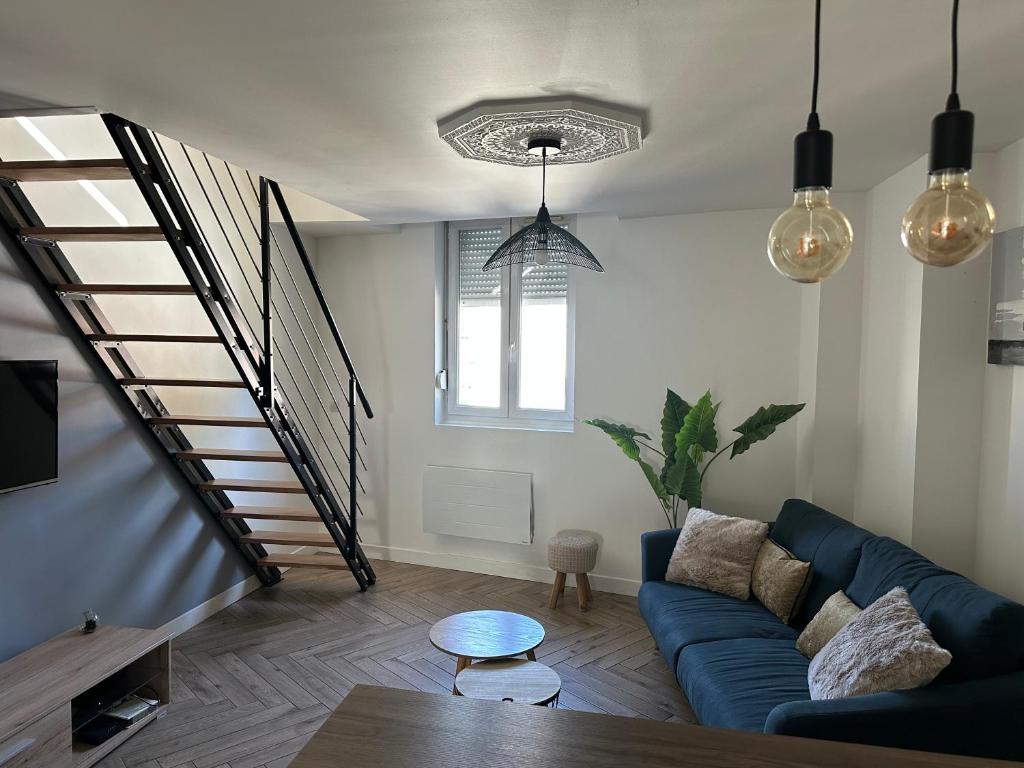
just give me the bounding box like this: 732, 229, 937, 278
638, 498, 1024, 761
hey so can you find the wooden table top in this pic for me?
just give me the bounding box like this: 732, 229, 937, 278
455, 659, 561, 705
289, 686, 1017, 768
428, 610, 544, 659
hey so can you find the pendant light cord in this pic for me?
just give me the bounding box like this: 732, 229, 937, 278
541, 147, 547, 205
806, 0, 821, 131
947, 0, 961, 110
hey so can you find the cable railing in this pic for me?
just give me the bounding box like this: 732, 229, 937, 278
146, 129, 372, 556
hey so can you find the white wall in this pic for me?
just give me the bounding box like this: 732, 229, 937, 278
853, 148, 998, 580
795, 194, 867, 518
854, 158, 926, 544
976, 137, 1024, 601
315, 209, 810, 594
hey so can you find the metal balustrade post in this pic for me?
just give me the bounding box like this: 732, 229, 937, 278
349, 375, 358, 560
259, 176, 272, 409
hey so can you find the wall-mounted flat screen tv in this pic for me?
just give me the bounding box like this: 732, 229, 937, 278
0, 360, 58, 493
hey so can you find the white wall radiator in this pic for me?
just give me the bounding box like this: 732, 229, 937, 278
422, 465, 533, 545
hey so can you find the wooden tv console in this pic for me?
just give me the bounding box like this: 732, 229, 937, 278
0, 625, 171, 768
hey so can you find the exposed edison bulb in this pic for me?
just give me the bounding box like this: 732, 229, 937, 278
768, 187, 853, 283
901, 169, 994, 267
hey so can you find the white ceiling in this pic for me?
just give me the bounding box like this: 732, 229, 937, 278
1, 0, 1023, 225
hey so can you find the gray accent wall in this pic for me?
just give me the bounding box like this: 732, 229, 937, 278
0, 231, 252, 662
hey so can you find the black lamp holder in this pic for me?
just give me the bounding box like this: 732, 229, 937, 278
929, 0, 973, 173
793, 0, 833, 191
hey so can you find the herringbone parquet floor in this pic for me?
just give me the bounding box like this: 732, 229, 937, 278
97, 558, 696, 768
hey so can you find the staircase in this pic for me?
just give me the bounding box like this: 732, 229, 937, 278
0, 113, 375, 590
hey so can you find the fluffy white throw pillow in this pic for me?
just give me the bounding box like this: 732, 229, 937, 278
808, 586, 952, 700
665, 508, 768, 600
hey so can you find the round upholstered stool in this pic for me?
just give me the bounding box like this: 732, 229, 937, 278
547, 530, 599, 611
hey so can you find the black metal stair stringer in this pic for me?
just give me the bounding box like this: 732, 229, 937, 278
102, 114, 374, 590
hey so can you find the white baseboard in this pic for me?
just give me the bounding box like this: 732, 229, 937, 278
156, 546, 303, 639
311, 542, 641, 597
154, 542, 639, 641
157, 573, 263, 638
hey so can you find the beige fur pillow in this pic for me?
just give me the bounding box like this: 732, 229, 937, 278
751, 539, 811, 623
797, 590, 861, 658
665, 508, 769, 600
808, 587, 952, 700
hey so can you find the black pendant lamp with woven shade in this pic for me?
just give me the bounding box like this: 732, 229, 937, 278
482, 137, 604, 272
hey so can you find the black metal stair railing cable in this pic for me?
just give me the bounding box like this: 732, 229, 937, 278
156, 136, 359, 512
170, 139, 361, 481
236, 166, 369, 455
267, 179, 372, 419
212, 166, 367, 497
139, 127, 368, 583
268, 336, 358, 511
254, 203, 370, 478
153, 136, 265, 348
153, 130, 358, 514
125, 120, 373, 582
241, 170, 369, 451
226, 164, 370, 480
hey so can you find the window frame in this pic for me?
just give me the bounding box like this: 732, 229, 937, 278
440, 217, 576, 432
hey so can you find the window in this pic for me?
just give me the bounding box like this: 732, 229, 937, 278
440, 218, 575, 430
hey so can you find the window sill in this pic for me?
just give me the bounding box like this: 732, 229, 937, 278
437, 415, 575, 433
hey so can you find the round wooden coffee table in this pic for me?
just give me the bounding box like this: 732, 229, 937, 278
454, 659, 561, 706
429, 610, 545, 692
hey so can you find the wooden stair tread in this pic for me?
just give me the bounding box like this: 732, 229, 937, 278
21, 226, 170, 242
55, 283, 195, 295
148, 414, 266, 427
258, 554, 347, 570
221, 506, 320, 521
200, 478, 305, 493
176, 448, 287, 462
0, 158, 132, 181
119, 377, 245, 388
87, 333, 221, 343
240, 531, 336, 547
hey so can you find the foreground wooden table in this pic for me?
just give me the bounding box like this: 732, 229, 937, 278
290, 685, 1013, 768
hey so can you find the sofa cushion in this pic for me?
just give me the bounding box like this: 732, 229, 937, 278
796, 590, 861, 658
751, 539, 811, 624
638, 580, 797, 668
808, 587, 952, 700
666, 509, 768, 600
769, 499, 872, 626
677, 638, 810, 731
846, 537, 950, 607
910, 573, 1024, 683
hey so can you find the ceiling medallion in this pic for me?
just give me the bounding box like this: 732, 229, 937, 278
437, 98, 644, 167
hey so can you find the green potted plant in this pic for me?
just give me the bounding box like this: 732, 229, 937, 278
585, 390, 804, 528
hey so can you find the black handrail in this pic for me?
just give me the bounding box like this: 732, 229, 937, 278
267, 179, 374, 419
259, 176, 273, 409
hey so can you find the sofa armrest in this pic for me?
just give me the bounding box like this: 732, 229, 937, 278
640, 528, 680, 582
764, 671, 1024, 762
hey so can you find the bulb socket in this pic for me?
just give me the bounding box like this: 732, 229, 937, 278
929, 108, 974, 173
793, 128, 833, 190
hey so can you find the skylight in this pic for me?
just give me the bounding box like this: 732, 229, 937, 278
15, 116, 128, 226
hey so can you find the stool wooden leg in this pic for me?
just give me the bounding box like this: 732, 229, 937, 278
577, 573, 592, 611
526, 649, 537, 661
549, 572, 566, 609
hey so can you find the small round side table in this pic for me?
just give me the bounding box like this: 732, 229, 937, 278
454, 659, 561, 707
429, 610, 545, 694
